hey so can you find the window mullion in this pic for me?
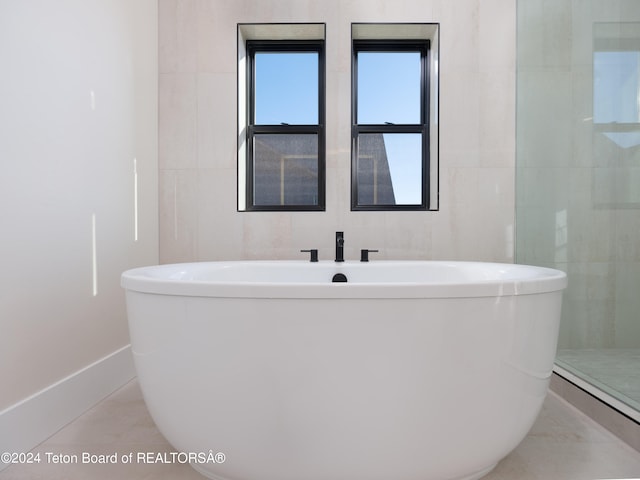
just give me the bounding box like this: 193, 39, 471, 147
252, 125, 321, 134
356, 124, 424, 134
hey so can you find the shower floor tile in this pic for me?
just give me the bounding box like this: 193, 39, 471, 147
557, 348, 640, 411
1, 379, 640, 480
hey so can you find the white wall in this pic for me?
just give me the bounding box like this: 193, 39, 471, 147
158, 0, 516, 264
0, 0, 158, 411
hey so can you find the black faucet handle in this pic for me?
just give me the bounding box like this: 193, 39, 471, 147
360, 249, 379, 262
300, 249, 319, 262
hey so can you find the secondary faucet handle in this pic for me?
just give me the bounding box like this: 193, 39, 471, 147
300, 249, 318, 262
360, 249, 379, 262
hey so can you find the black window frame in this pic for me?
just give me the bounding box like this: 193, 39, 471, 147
351, 39, 430, 211
245, 39, 326, 211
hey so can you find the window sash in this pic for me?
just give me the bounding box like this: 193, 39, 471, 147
246, 40, 325, 211
251, 133, 320, 207
352, 40, 430, 211
354, 130, 426, 207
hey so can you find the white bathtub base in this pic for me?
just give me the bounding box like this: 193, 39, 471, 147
463, 463, 499, 480
190, 461, 499, 480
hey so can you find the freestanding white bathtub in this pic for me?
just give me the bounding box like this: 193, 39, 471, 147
121, 260, 567, 480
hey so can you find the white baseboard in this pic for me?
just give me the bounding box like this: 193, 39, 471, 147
0, 345, 135, 472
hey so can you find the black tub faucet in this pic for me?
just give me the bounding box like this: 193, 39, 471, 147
335, 231, 344, 262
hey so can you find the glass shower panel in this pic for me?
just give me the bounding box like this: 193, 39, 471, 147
516, 1, 640, 413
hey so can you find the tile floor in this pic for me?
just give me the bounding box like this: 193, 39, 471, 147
2, 379, 640, 480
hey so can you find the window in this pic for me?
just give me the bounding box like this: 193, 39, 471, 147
593, 23, 640, 145
352, 40, 430, 210
351, 23, 439, 211
592, 22, 640, 208
594, 49, 640, 125
244, 39, 325, 211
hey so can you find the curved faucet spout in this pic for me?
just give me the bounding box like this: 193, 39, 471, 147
335, 231, 344, 262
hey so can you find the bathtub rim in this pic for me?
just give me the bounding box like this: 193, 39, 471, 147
121, 260, 567, 299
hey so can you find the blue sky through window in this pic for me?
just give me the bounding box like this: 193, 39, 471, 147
254, 52, 318, 125
383, 133, 422, 204
357, 51, 421, 124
